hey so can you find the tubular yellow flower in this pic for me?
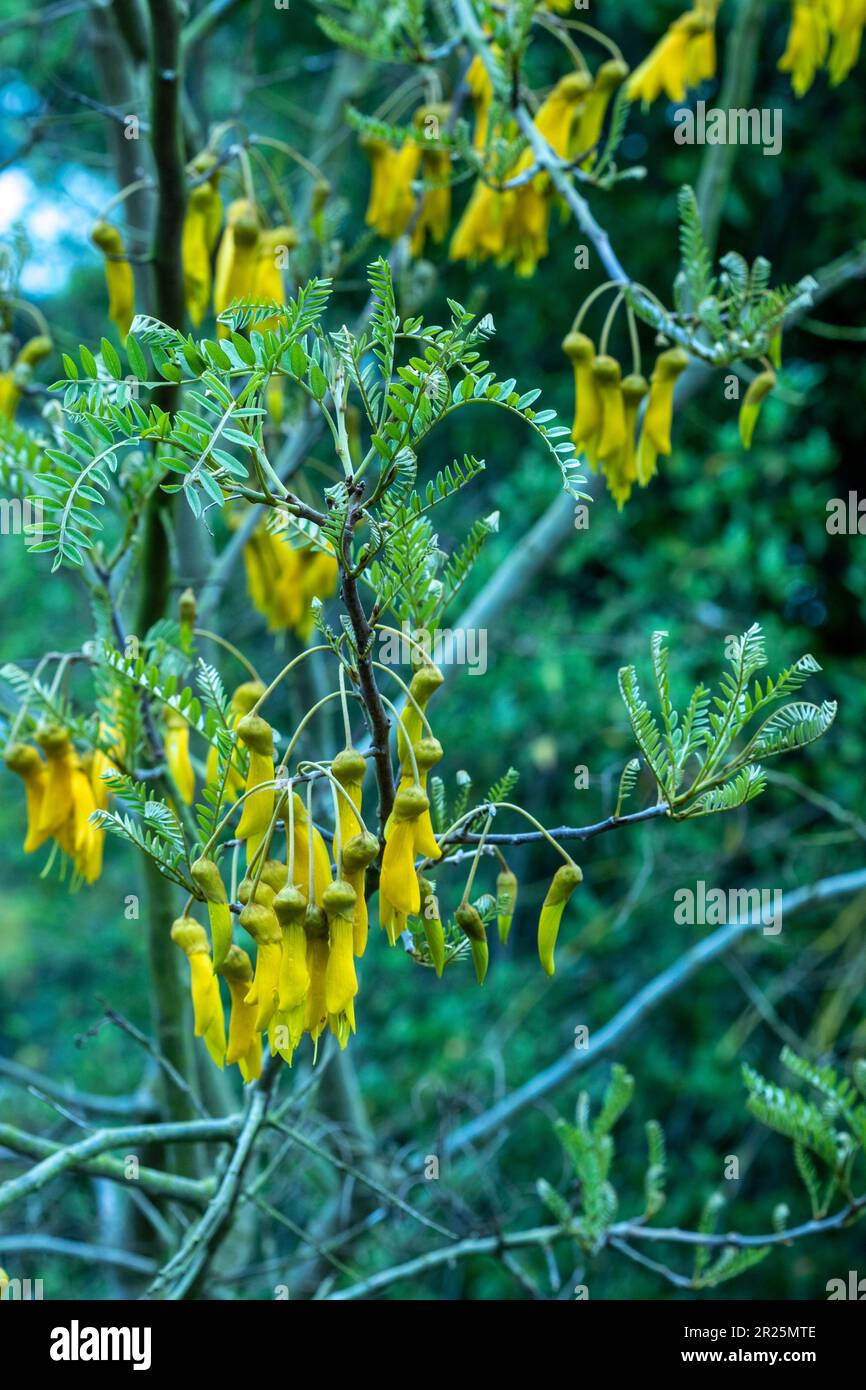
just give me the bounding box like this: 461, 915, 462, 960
592, 355, 628, 462
235, 714, 275, 869
466, 52, 494, 150
4, 742, 49, 853
379, 896, 406, 947
191, 856, 233, 969
342, 830, 379, 957
35, 725, 75, 839
60, 757, 103, 883
323, 879, 358, 1017
637, 346, 689, 486
419, 875, 445, 976
274, 884, 310, 1010
291, 791, 333, 906
182, 183, 216, 327
738, 369, 776, 450
213, 199, 260, 336
455, 903, 489, 985
239, 900, 282, 1032
563, 331, 602, 464
627, 7, 717, 106
572, 61, 629, 167
0, 336, 52, 419
191, 151, 224, 251
91, 221, 135, 343
827, 0, 866, 86
220, 945, 262, 1083
605, 372, 648, 510
206, 679, 265, 800
397, 663, 444, 763
362, 136, 420, 240
331, 747, 366, 860
538, 863, 583, 976
380, 784, 428, 917
495, 867, 518, 945
164, 708, 194, 805
391, 737, 443, 861
171, 916, 226, 1068
304, 904, 330, 1043
779, 0, 830, 96
255, 225, 299, 333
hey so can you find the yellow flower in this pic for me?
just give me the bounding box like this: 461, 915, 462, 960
331, 747, 366, 858
35, 725, 76, 839
255, 225, 299, 333
604, 372, 648, 510
827, 0, 866, 85
274, 884, 310, 1010
361, 136, 420, 240
0, 336, 52, 419
380, 784, 429, 917
412, 144, 452, 256
636, 346, 689, 485
4, 742, 49, 853
182, 184, 217, 327
60, 757, 103, 884
592, 355, 628, 463
291, 791, 333, 907
304, 905, 330, 1044
164, 708, 194, 805
571, 61, 629, 167
537, 863, 583, 976
213, 199, 260, 337
171, 916, 227, 1068
397, 662, 444, 763
191, 855, 234, 970
205, 679, 265, 802
562, 331, 602, 464
390, 737, 443, 861
341, 830, 379, 957
239, 900, 282, 1032
466, 52, 494, 150
220, 945, 262, 1083
91, 222, 135, 342
235, 713, 275, 869
323, 879, 358, 1017
779, 0, 830, 95
627, 5, 718, 106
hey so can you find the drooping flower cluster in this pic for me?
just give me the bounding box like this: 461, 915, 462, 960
169, 659, 583, 1079
3, 723, 116, 884
361, 104, 453, 256
242, 523, 339, 639
627, 1, 721, 105
778, 0, 866, 95
563, 331, 689, 508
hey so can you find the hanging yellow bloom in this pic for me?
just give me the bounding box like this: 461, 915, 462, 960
411, 143, 452, 256
274, 884, 310, 1011
341, 829, 379, 957
592, 355, 628, 463
563, 331, 602, 465
239, 900, 282, 1032
390, 737, 443, 861
220, 945, 262, 1083
171, 916, 227, 1068
91, 221, 135, 343
35, 725, 75, 839
323, 879, 358, 1017
290, 792, 333, 906
235, 713, 275, 869
191, 855, 234, 969
213, 199, 260, 337
331, 747, 366, 859
304, 904, 330, 1044
361, 136, 421, 241
571, 61, 629, 168
466, 52, 494, 150
380, 784, 429, 917
4, 742, 50, 853
455, 903, 489, 984
537, 862, 583, 976
164, 708, 194, 805
738, 369, 776, 449
627, 4, 719, 106
779, 0, 830, 95
205, 679, 265, 801
397, 663, 444, 763
182, 184, 217, 327
0, 336, 52, 419
255, 225, 299, 333
636, 345, 689, 485
605, 371, 648, 510
59, 757, 103, 884
827, 0, 866, 85
190, 151, 224, 251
